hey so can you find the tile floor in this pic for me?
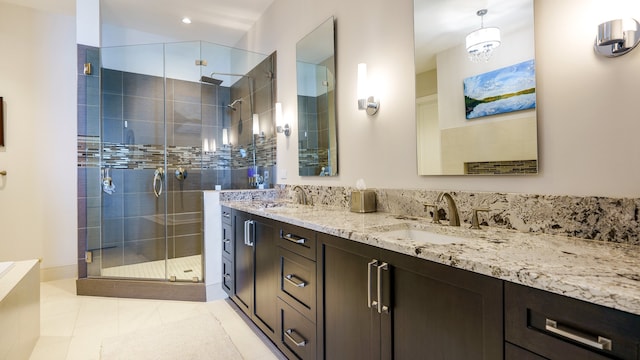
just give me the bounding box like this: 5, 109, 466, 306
29, 278, 283, 360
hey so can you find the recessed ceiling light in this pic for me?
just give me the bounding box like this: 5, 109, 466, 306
182, 17, 192, 24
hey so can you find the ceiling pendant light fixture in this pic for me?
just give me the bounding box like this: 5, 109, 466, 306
466, 9, 501, 63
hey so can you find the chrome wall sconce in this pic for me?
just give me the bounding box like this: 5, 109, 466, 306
252, 114, 265, 140
275, 102, 290, 136
594, 18, 640, 57
357, 63, 379, 115
222, 128, 229, 146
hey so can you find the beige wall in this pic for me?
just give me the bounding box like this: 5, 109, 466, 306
0, 2, 77, 277
241, 0, 640, 198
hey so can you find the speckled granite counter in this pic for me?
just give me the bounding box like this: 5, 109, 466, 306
223, 200, 640, 316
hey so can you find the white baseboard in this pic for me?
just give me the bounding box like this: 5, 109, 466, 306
206, 282, 228, 302
40, 264, 77, 282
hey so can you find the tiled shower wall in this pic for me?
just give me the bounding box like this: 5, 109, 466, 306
77, 45, 277, 277
298, 92, 331, 176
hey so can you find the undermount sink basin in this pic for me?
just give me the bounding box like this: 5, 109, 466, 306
378, 228, 466, 245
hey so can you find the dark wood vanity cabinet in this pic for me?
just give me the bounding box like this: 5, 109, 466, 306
505, 282, 640, 360
230, 210, 278, 342
223, 209, 640, 360
319, 232, 504, 360
221, 206, 233, 296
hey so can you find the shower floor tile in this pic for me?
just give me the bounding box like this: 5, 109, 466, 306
101, 255, 202, 281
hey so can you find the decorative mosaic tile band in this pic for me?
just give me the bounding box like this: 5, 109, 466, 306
277, 185, 640, 245
77, 135, 275, 171
466, 160, 538, 174
299, 148, 329, 170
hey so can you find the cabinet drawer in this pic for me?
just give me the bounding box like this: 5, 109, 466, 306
277, 223, 316, 260
505, 281, 640, 360
221, 256, 234, 296
221, 206, 232, 225
505, 342, 548, 360
222, 222, 233, 258
278, 248, 316, 321
277, 298, 316, 360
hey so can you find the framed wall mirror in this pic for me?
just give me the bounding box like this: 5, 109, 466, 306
414, 0, 537, 175
296, 16, 338, 176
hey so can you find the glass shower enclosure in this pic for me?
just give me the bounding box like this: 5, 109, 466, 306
89, 41, 273, 282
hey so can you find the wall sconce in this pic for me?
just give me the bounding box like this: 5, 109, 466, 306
252, 114, 260, 135
252, 114, 265, 140
594, 18, 640, 57
357, 63, 379, 115
275, 102, 290, 136
222, 128, 229, 146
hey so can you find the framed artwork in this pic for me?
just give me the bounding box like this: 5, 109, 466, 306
0, 97, 4, 146
464, 59, 536, 119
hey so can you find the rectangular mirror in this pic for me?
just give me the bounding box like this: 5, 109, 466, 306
414, 0, 537, 175
297, 17, 338, 176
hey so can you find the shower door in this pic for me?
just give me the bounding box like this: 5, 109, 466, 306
97, 42, 205, 282
99, 43, 170, 280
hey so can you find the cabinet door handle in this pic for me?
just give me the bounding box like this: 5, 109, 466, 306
281, 230, 307, 245
285, 274, 307, 288
285, 329, 307, 347
247, 220, 254, 246
244, 220, 254, 247
545, 319, 612, 351
243, 220, 249, 245
377, 262, 389, 314
367, 259, 379, 308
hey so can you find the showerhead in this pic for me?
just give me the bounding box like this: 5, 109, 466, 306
227, 98, 243, 111
200, 75, 223, 86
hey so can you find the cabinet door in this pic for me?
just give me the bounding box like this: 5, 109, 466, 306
381, 249, 504, 360
253, 217, 278, 339
505, 281, 640, 360
232, 210, 253, 315
319, 233, 381, 360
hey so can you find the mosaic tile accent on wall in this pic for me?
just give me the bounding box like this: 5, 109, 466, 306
299, 148, 330, 176
77, 137, 277, 172
466, 160, 538, 174
276, 185, 640, 245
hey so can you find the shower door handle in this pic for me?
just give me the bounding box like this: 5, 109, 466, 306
153, 167, 164, 198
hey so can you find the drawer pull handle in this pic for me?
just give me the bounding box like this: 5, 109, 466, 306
285, 329, 307, 347
377, 262, 389, 314
281, 231, 307, 245
223, 212, 230, 218
367, 259, 378, 308
545, 319, 612, 351
285, 274, 306, 288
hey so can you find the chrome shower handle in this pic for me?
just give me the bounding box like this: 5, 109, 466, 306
153, 167, 164, 198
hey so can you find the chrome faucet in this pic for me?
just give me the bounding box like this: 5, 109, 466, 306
292, 185, 308, 205
436, 192, 460, 226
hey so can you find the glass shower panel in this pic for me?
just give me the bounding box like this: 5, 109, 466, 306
164, 41, 205, 282
99, 43, 168, 280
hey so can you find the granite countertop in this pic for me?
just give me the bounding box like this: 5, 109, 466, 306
222, 200, 640, 316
